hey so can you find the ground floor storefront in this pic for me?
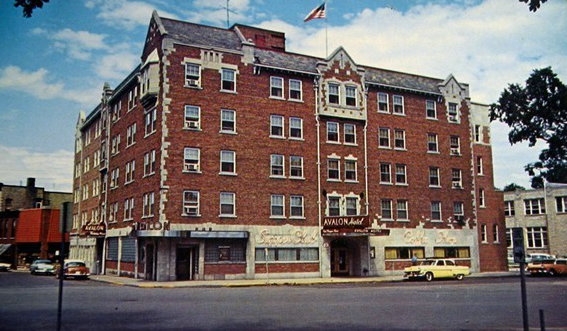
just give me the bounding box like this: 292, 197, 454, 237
70, 221, 480, 281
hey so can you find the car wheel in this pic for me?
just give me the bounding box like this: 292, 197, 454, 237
456, 274, 464, 281
425, 272, 434, 282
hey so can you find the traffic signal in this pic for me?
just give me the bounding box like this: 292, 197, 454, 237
512, 227, 525, 263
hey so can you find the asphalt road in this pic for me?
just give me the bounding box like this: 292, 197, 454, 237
1, 271, 566, 330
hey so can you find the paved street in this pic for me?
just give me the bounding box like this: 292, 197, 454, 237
1, 271, 567, 330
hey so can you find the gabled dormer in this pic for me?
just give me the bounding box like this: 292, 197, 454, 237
139, 48, 160, 108
439, 74, 470, 124
317, 47, 366, 121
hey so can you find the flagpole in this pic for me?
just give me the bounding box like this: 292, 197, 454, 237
325, 0, 328, 57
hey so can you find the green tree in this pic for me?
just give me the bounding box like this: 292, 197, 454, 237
490, 67, 567, 188
519, 0, 548, 12
502, 183, 526, 192
14, 0, 49, 18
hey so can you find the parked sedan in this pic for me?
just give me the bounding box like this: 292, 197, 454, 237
527, 258, 567, 276
30, 259, 56, 275
57, 259, 90, 280
0, 262, 10, 272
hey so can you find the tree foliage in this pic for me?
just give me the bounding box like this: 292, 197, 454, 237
519, 0, 548, 12
502, 183, 526, 192
490, 67, 567, 188
14, 0, 49, 18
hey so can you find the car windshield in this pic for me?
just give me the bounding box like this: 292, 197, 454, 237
420, 261, 435, 266
34, 260, 52, 264
67, 262, 86, 267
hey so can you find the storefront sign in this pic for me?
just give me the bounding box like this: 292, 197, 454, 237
322, 216, 369, 229
133, 220, 170, 231
82, 222, 106, 237
256, 229, 318, 246
321, 228, 390, 236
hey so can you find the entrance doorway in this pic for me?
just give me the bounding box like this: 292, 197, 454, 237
330, 238, 353, 276
145, 244, 155, 281
176, 246, 196, 280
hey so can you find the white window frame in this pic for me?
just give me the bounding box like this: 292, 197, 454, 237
183, 147, 200, 172
219, 192, 236, 217
344, 123, 356, 145
451, 169, 462, 189
290, 195, 304, 219
327, 122, 339, 143
395, 164, 407, 185
426, 99, 437, 119
289, 79, 302, 101
270, 115, 284, 138
345, 85, 357, 106
184, 105, 201, 130
431, 201, 442, 221
183, 190, 200, 216
379, 127, 390, 148
394, 129, 405, 150
221, 68, 236, 92
220, 150, 236, 175
289, 155, 304, 179
185, 63, 201, 87
328, 83, 340, 104
380, 163, 392, 184
429, 167, 440, 187
289, 117, 303, 140
381, 199, 393, 220
271, 194, 285, 218
221, 109, 236, 133
344, 159, 357, 182
396, 200, 409, 221
393, 95, 404, 115
327, 158, 340, 181
427, 133, 439, 153
270, 154, 285, 178
378, 92, 389, 112
270, 76, 284, 98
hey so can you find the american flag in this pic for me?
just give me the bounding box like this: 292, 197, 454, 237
304, 3, 326, 22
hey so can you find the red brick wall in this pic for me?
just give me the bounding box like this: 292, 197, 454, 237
204, 263, 246, 275
255, 262, 319, 274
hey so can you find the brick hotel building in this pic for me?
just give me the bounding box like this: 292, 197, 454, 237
71, 11, 506, 281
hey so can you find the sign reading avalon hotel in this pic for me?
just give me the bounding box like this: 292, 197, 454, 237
323, 216, 369, 228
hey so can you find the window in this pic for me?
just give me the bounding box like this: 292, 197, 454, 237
556, 196, 567, 213
142, 192, 155, 217
431, 201, 441, 221
493, 224, 500, 243
394, 129, 405, 149
474, 125, 482, 142
396, 200, 408, 220
128, 88, 137, 110
379, 127, 390, 148
385, 247, 425, 260
381, 199, 393, 220
289, 156, 303, 178
450, 136, 460, 155
524, 198, 545, 215
125, 160, 135, 184
345, 197, 358, 216
183, 191, 200, 216
184, 105, 200, 130
185, 63, 201, 87
448, 103, 459, 122
328, 158, 340, 180
290, 195, 304, 218
427, 133, 438, 152
477, 156, 484, 175
256, 247, 319, 262
183, 147, 200, 172
270, 77, 283, 98
221, 68, 236, 92
344, 124, 356, 144
270, 115, 284, 138
395, 164, 407, 185
289, 117, 303, 139
345, 86, 357, 106
481, 224, 488, 243
451, 169, 462, 189
109, 202, 119, 223
220, 192, 235, 216
504, 201, 515, 216
110, 168, 119, 189
206, 242, 245, 262
327, 122, 339, 142
111, 135, 120, 155
426, 99, 436, 118
144, 108, 157, 135
328, 83, 339, 104
124, 197, 134, 221
289, 79, 302, 100
526, 227, 548, 248
378, 92, 389, 112
479, 188, 486, 207
434, 247, 470, 258
393, 95, 404, 114
380, 163, 391, 183
345, 159, 357, 182
271, 195, 285, 217
270, 154, 284, 177
429, 167, 440, 187
453, 201, 464, 217
143, 150, 156, 176
221, 109, 236, 133
126, 123, 136, 146
328, 196, 340, 216
220, 150, 236, 174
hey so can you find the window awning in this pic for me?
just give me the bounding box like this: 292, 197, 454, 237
190, 231, 249, 239
0, 244, 12, 255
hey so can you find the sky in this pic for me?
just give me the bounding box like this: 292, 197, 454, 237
0, 0, 565, 192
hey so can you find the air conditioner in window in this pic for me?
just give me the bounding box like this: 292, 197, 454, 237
454, 215, 465, 224
452, 182, 462, 189
187, 79, 199, 87
185, 164, 198, 172
450, 148, 460, 155
186, 121, 199, 129
449, 115, 458, 122
184, 207, 198, 215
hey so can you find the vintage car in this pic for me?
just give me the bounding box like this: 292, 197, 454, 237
404, 258, 470, 281
527, 258, 567, 276
0, 262, 11, 272
57, 259, 90, 280
30, 259, 56, 275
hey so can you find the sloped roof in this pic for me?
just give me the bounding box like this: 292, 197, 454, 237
160, 17, 243, 51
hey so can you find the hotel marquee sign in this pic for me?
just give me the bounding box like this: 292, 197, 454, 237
322, 216, 369, 229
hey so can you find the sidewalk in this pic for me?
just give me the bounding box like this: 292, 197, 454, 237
89, 270, 520, 288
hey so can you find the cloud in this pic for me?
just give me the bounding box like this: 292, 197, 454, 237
85, 0, 178, 30
0, 66, 64, 99
0, 145, 73, 192
32, 28, 108, 60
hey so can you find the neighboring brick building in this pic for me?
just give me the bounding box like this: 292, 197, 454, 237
504, 183, 567, 259
70, 11, 506, 281
0, 178, 72, 268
